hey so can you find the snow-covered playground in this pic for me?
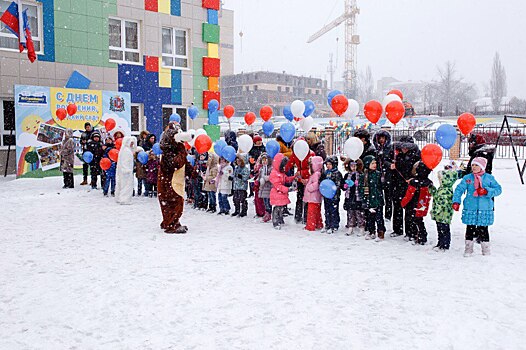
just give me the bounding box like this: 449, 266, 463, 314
1, 159, 525, 350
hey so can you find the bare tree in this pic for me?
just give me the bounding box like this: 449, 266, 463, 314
435, 61, 477, 115
490, 52, 507, 113
356, 66, 374, 103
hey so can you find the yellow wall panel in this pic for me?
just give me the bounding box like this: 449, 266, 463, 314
208, 77, 219, 91
158, 0, 170, 14
159, 57, 172, 88
207, 43, 219, 58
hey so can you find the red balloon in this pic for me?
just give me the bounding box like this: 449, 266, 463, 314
67, 103, 77, 116
56, 108, 67, 121
184, 142, 191, 151
109, 149, 119, 162
100, 158, 111, 171
115, 137, 123, 150
385, 100, 405, 125
224, 105, 235, 119
364, 100, 383, 124
195, 134, 212, 154
331, 94, 349, 116
421, 144, 443, 170
388, 89, 404, 101
259, 106, 273, 122
105, 118, 116, 132
457, 113, 476, 135
244, 112, 256, 126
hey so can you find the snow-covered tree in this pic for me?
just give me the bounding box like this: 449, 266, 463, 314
435, 61, 477, 115
490, 52, 507, 114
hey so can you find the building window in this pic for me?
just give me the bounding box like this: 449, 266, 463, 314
316, 90, 319, 95
277, 86, 281, 92
245, 86, 250, 92
0, 1, 42, 53
308, 89, 311, 94
161, 27, 188, 69
254, 85, 258, 91
130, 104, 145, 135
162, 106, 187, 131
109, 17, 140, 63
0, 100, 15, 147
285, 87, 290, 93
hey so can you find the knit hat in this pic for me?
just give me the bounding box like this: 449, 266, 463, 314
471, 157, 487, 171
253, 135, 263, 143
363, 155, 376, 168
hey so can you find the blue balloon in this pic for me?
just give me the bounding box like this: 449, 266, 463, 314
283, 106, 294, 122
280, 122, 296, 143
221, 145, 237, 163
435, 124, 457, 150
152, 142, 162, 155
170, 113, 181, 123
320, 179, 337, 199
208, 99, 219, 113
82, 151, 93, 164
186, 155, 195, 166
265, 140, 280, 159
214, 139, 227, 155
189, 106, 199, 120
327, 90, 343, 106
137, 151, 149, 165
303, 100, 315, 117
262, 121, 275, 136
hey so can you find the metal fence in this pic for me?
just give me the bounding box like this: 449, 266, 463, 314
332, 125, 526, 160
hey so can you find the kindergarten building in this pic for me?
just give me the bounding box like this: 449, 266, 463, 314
0, 0, 234, 175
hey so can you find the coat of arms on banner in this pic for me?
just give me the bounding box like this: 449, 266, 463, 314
109, 95, 125, 112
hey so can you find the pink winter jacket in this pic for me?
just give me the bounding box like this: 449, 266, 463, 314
270, 153, 295, 206
303, 156, 323, 204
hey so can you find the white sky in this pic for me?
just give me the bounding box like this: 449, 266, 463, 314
223, 0, 526, 98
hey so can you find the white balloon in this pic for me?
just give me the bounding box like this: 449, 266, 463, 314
195, 128, 207, 137
344, 137, 364, 161
293, 139, 310, 161
291, 100, 306, 118
238, 134, 254, 153
175, 131, 192, 143
299, 116, 314, 132
382, 94, 402, 110
343, 99, 360, 119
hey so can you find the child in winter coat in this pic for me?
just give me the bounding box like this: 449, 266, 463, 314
361, 155, 386, 240
194, 152, 208, 210
87, 131, 104, 189
270, 153, 296, 229
102, 137, 116, 196
321, 156, 343, 234
401, 161, 433, 244
232, 156, 250, 217
256, 153, 273, 223
216, 157, 233, 215
203, 154, 219, 212
135, 150, 147, 196
59, 128, 75, 189
303, 156, 324, 231
343, 159, 366, 236
453, 157, 502, 256
430, 169, 458, 251
145, 151, 159, 197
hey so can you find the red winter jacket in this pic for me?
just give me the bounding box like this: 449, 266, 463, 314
401, 181, 432, 218
286, 150, 314, 180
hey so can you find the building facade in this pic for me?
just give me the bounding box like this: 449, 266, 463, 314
220, 71, 328, 117
0, 0, 233, 174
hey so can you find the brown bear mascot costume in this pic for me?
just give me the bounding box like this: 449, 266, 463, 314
158, 123, 191, 234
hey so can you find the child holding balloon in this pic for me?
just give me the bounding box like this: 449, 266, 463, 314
343, 159, 366, 236
270, 153, 297, 229
86, 131, 104, 189
321, 156, 343, 234
304, 156, 324, 231
145, 151, 159, 197
216, 157, 233, 215
102, 137, 116, 197
361, 156, 386, 240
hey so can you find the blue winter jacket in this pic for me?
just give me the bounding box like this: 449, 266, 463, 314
453, 173, 502, 226
233, 165, 250, 191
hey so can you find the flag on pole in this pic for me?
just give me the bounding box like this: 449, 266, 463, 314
0, 0, 36, 62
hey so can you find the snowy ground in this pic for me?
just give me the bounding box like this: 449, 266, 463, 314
1, 160, 526, 350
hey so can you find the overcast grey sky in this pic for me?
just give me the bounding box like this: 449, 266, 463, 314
223, 0, 526, 98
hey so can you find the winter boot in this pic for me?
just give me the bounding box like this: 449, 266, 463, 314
356, 227, 365, 237
376, 231, 385, 241
80, 179, 88, 185
464, 240, 474, 257
346, 227, 355, 236
390, 231, 403, 238
481, 242, 491, 256
365, 232, 376, 240
231, 211, 239, 217
262, 212, 272, 223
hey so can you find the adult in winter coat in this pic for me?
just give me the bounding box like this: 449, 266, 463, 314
430, 169, 459, 250
256, 153, 273, 222
158, 125, 191, 233
354, 129, 377, 161
60, 128, 75, 189
142, 134, 156, 152
321, 156, 344, 233
304, 156, 324, 231
286, 138, 315, 224
453, 157, 502, 256
385, 136, 421, 237
115, 136, 137, 204
80, 122, 93, 185
225, 131, 239, 152
138, 130, 150, 149
401, 161, 433, 244
270, 153, 296, 229
306, 132, 327, 160
373, 129, 393, 220
86, 131, 104, 189
463, 134, 495, 176
203, 154, 219, 212
276, 135, 293, 158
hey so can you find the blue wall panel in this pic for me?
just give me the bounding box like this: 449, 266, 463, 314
37, 0, 55, 62
171, 70, 182, 105
171, 0, 181, 16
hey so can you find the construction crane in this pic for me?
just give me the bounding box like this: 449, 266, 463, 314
307, 0, 360, 95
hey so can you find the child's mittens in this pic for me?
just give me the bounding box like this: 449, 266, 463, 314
477, 188, 488, 196
452, 203, 460, 211
228, 176, 233, 181
345, 179, 354, 188
344, 184, 349, 190
237, 174, 243, 179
